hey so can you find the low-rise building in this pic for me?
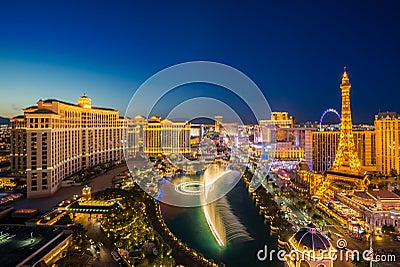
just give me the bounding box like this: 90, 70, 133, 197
337, 189, 400, 233
0, 225, 72, 267
286, 223, 336, 267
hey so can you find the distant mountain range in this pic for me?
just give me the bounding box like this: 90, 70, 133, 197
0, 116, 10, 125
170, 117, 215, 124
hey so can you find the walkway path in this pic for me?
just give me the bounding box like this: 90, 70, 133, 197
9, 165, 128, 210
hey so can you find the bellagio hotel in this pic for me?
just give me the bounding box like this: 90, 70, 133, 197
10, 94, 130, 198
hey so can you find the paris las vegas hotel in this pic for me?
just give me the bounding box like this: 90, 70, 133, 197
257, 69, 400, 234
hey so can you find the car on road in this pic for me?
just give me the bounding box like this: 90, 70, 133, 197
111, 251, 122, 262
89, 239, 95, 245
97, 241, 103, 248
393, 235, 400, 241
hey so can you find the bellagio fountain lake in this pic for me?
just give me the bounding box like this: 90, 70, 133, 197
159, 163, 283, 267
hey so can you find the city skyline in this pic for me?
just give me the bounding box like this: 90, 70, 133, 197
3, 88, 395, 126
1, 2, 400, 267
1, 1, 400, 123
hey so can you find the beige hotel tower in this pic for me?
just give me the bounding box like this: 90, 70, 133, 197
11, 94, 128, 198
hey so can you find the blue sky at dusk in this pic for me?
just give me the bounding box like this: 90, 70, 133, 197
1, 1, 400, 123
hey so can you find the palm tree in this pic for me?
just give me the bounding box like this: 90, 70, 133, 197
72, 224, 89, 252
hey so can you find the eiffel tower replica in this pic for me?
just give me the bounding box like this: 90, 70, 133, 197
332, 67, 361, 172
322, 68, 369, 196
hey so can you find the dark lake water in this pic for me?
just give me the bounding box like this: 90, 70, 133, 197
160, 178, 283, 267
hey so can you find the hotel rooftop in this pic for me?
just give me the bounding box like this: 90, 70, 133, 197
0, 224, 71, 267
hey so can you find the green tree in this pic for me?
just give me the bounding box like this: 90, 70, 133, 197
71, 224, 89, 252
312, 213, 324, 225
55, 213, 73, 225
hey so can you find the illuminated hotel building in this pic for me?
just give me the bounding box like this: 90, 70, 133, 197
270, 111, 295, 127
375, 112, 400, 175
270, 145, 305, 160
10, 115, 27, 174
355, 129, 376, 168
0, 124, 11, 151
310, 131, 338, 171
132, 115, 146, 151
310, 129, 376, 172
258, 112, 307, 161
144, 116, 191, 156
11, 94, 126, 198
260, 112, 294, 143
214, 115, 223, 132
125, 119, 140, 158
220, 122, 240, 146
189, 123, 204, 145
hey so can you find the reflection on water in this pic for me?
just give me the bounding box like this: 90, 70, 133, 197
201, 164, 252, 247
159, 165, 283, 267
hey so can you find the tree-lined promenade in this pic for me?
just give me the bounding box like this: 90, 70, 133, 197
96, 188, 174, 266
146, 197, 223, 267
241, 168, 295, 241
97, 187, 222, 267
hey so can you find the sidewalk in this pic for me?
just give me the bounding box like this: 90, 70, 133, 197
8, 165, 128, 210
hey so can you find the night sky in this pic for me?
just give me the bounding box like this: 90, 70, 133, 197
1, 1, 400, 123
